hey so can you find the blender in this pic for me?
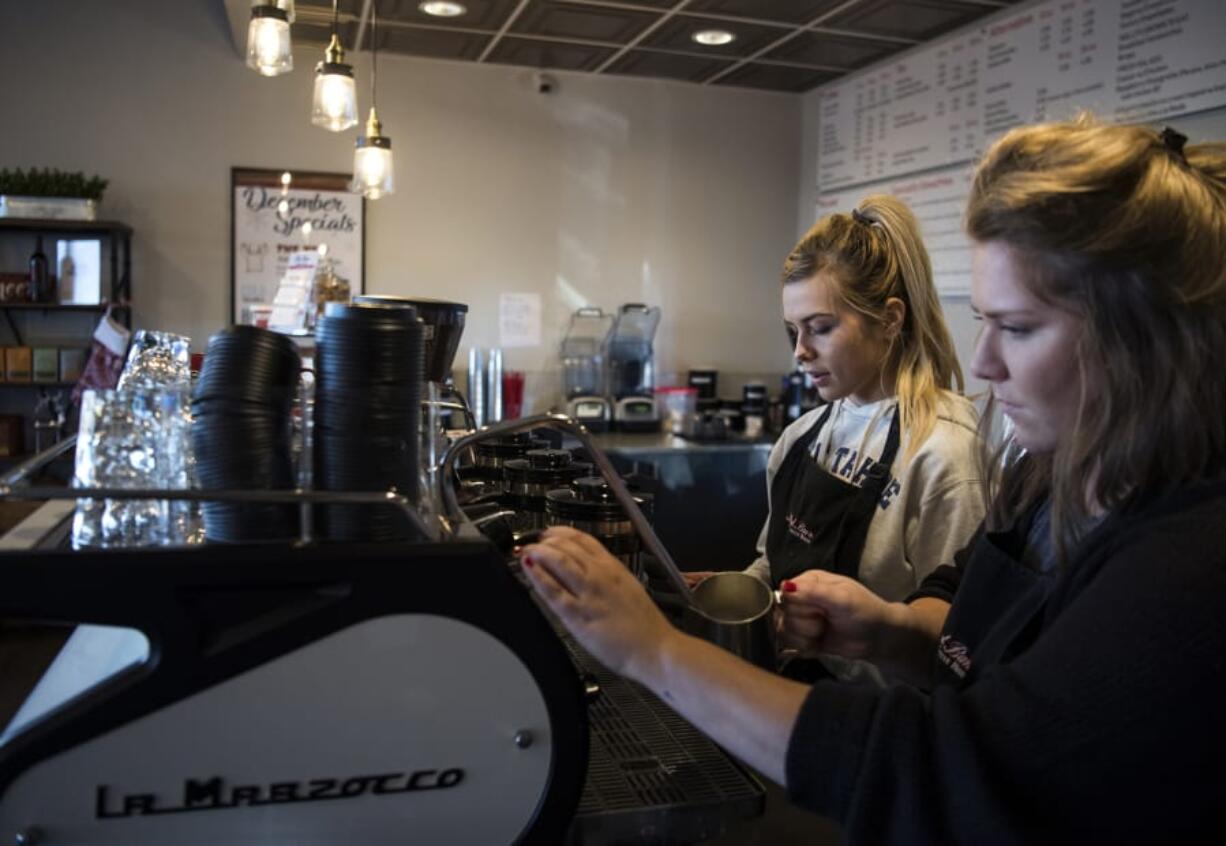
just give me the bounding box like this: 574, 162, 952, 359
606, 303, 661, 432
560, 306, 613, 432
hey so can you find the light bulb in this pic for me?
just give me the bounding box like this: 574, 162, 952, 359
360, 149, 387, 185
319, 74, 356, 120
353, 141, 395, 199
419, 1, 466, 16
692, 29, 736, 46
312, 36, 358, 131
246, 7, 292, 76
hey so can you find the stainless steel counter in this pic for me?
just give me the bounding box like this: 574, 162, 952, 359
579, 432, 774, 572
589, 431, 774, 455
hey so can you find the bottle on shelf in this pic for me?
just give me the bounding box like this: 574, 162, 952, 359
59, 252, 75, 304
28, 235, 49, 303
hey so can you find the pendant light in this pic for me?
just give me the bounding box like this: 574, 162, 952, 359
353, 2, 394, 199
312, 0, 358, 131
246, 1, 293, 76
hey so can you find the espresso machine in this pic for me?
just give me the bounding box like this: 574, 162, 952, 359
560, 307, 613, 432
0, 305, 764, 844
606, 304, 661, 432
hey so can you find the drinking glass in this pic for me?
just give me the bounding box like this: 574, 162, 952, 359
71, 387, 194, 549
118, 330, 191, 390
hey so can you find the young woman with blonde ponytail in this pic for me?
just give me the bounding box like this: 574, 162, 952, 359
520, 116, 1226, 841
691, 194, 984, 683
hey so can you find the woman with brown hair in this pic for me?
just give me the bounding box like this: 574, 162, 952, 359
521, 116, 1226, 842
692, 195, 984, 683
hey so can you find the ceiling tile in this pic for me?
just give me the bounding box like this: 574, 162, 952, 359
766, 31, 898, 69
378, 26, 491, 60
605, 49, 735, 83
485, 36, 618, 71
298, 0, 1006, 94
333, 0, 518, 30
712, 63, 840, 92
594, 0, 679, 6
683, 0, 847, 25
511, 1, 661, 43
826, 0, 987, 42
291, 22, 336, 46
639, 15, 786, 58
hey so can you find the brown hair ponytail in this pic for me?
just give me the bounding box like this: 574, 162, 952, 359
967, 115, 1226, 555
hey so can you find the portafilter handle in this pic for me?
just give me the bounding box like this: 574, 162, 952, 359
438, 413, 697, 607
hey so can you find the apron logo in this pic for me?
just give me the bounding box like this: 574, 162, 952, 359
785, 513, 815, 544
937, 635, 971, 678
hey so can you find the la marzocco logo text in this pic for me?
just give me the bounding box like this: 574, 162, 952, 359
96, 767, 465, 819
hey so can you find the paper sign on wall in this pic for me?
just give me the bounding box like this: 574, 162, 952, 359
499, 293, 542, 348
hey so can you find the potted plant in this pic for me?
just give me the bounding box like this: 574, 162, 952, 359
0, 168, 109, 221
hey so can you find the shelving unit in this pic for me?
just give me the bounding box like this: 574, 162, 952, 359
0, 217, 132, 473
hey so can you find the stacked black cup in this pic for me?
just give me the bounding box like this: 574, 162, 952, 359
314, 302, 424, 541
192, 326, 301, 542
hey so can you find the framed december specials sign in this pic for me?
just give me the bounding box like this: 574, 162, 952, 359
230, 167, 365, 329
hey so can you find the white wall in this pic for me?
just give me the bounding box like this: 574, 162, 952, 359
0, 0, 800, 410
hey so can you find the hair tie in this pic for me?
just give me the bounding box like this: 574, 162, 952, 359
851, 208, 873, 225
1160, 126, 1188, 162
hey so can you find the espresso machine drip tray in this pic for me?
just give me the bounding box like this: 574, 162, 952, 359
562, 628, 765, 844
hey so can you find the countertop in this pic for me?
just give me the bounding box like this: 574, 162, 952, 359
587, 431, 774, 454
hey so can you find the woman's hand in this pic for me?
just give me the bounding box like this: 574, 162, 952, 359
521, 526, 677, 681
683, 570, 715, 588
777, 570, 895, 660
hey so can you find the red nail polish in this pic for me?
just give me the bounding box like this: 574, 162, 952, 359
522, 556, 535, 569
782, 580, 797, 593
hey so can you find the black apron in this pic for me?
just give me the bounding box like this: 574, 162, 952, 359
766, 403, 901, 587
932, 521, 1054, 688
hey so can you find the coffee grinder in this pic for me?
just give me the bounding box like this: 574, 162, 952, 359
560, 306, 614, 431
607, 303, 661, 432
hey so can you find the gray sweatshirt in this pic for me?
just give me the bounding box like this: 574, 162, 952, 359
745, 392, 985, 681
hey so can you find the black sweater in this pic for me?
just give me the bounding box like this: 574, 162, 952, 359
785, 479, 1226, 844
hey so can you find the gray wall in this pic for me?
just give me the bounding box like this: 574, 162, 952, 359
0, 0, 800, 411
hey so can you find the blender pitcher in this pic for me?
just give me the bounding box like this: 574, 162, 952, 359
560, 307, 614, 431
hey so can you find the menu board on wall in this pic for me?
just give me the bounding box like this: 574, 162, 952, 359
815, 0, 1226, 293
818, 29, 984, 190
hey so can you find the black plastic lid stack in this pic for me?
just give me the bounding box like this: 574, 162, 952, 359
191, 325, 302, 543
314, 301, 425, 542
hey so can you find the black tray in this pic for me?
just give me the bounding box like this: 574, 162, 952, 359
561, 630, 765, 845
